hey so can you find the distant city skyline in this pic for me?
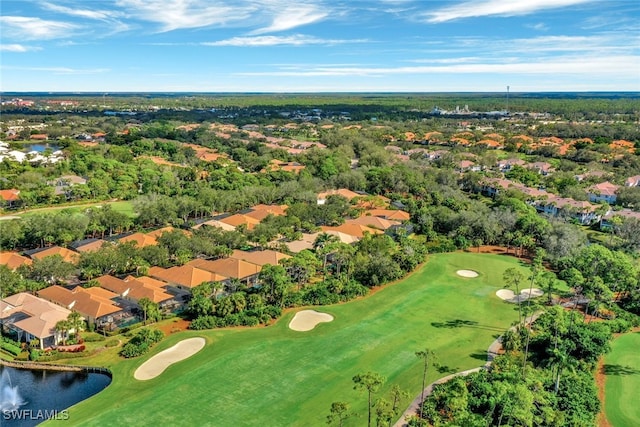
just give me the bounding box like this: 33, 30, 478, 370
1, 0, 639, 92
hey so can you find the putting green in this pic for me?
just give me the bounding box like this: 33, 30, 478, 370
604, 331, 640, 427
48, 253, 525, 427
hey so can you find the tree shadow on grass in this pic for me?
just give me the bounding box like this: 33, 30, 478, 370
602, 364, 640, 376
469, 351, 488, 362
436, 365, 458, 374
431, 319, 504, 332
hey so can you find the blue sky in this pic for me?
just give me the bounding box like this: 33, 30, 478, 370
1, 0, 639, 92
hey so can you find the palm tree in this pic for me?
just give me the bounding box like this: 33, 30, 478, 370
55, 320, 70, 345
503, 268, 525, 325
353, 372, 385, 427
415, 348, 436, 420
67, 310, 84, 341
522, 249, 545, 377
546, 341, 577, 393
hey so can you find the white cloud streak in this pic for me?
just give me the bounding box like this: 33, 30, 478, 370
0, 44, 41, 52
236, 55, 639, 78
203, 34, 366, 47
0, 16, 79, 40
251, 4, 328, 34
115, 0, 253, 32
423, 0, 595, 23
41, 2, 123, 21
2, 65, 109, 74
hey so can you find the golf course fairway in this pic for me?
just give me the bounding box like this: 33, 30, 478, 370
47, 252, 525, 427
604, 331, 640, 427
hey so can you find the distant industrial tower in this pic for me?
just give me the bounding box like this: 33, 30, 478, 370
506, 86, 510, 114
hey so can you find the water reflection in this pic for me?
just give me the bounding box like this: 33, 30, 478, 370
0, 366, 110, 427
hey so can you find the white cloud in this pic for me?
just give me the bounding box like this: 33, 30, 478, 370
2, 65, 109, 74
203, 34, 366, 47
527, 23, 548, 31
237, 55, 639, 78
251, 4, 328, 34
0, 44, 41, 52
41, 2, 123, 21
0, 16, 79, 40
423, 0, 595, 23
115, 0, 254, 32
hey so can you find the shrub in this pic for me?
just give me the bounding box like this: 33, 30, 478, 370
83, 332, 106, 342
1, 341, 22, 356
15, 351, 29, 361
104, 339, 119, 348
29, 349, 40, 361
119, 328, 164, 358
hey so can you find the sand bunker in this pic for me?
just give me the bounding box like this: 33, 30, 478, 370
134, 337, 205, 380
496, 288, 544, 303
289, 310, 334, 332
456, 270, 479, 278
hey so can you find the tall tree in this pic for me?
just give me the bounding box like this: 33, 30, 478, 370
326, 401, 352, 427
415, 348, 436, 420
503, 267, 525, 325
353, 371, 386, 427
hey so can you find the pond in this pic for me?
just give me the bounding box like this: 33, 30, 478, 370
0, 365, 111, 427
22, 143, 61, 153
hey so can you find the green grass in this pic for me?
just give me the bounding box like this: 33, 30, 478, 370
604, 331, 640, 427
10, 200, 136, 219
49, 253, 528, 427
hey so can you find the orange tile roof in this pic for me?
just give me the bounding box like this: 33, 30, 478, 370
187, 258, 261, 280
0, 189, 20, 202
366, 209, 411, 221
119, 232, 158, 248
218, 214, 261, 230
37, 285, 121, 320
244, 205, 288, 221
0, 251, 32, 270
229, 250, 291, 266
192, 219, 237, 231
148, 265, 227, 288
317, 188, 361, 201
146, 226, 191, 239
320, 223, 382, 238
96, 274, 162, 302
477, 139, 503, 148
30, 246, 79, 264
74, 239, 109, 253
347, 216, 400, 230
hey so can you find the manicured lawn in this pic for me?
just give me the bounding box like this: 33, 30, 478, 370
11, 200, 136, 219
604, 331, 640, 427
49, 253, 527, 427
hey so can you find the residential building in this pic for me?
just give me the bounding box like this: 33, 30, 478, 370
346, 216, 400, 231
317, 188, 362, 205
320, 223, 382, 239
37, 285, 123, 328
187, 258, 262, 286
535, 197, 601, 225
587, 181, 620, 204
0, 189, 21, 208
118, 232, 158, 248
625, 175, 640, 187
95, 275, 174, 307
0, 251, 32, 270
366, 209, 411, 221
148, 265, 227, 292
28, 246, 79, 264
1, 292, 72, 349
229, 249, 291, 266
